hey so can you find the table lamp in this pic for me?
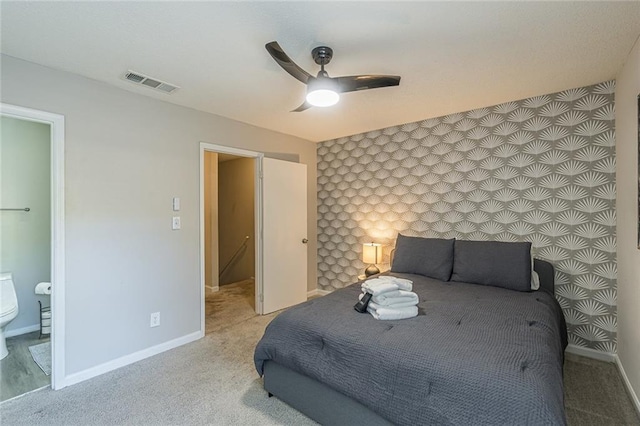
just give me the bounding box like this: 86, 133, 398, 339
363, 243, 383, 277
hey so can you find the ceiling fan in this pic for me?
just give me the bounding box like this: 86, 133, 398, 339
265, 41, 401, 112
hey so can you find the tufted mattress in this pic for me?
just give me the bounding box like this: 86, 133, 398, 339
254, 272, 567, 425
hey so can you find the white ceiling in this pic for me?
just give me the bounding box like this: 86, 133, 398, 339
1, 2, 639, 142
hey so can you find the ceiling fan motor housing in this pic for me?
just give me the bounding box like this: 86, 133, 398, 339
312, 46, 333, 66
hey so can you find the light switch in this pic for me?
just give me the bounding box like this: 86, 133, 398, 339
172, 197, 180, 211
172, 216, 181, 230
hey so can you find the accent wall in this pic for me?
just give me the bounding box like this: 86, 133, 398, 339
318, 81, 616, 352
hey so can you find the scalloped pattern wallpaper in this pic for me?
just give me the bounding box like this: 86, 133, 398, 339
317, 81, 616, 352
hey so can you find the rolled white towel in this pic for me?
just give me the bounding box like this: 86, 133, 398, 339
367, 305, 418, 320
371, 290, 419, 307
365, 276, 413, 291
361, 280, 399, 296
369, 300, 417, 310
359, 291, 402, 302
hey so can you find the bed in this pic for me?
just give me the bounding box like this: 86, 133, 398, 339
254, 237, 568, 425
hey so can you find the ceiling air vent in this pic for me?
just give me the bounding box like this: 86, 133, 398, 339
123, 70, 179, 94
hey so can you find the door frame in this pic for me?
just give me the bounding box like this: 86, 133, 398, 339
199, 142, 264, 333
0, 103, 66, 390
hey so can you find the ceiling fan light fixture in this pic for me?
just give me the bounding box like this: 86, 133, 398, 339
306, 78, 340, 107
306, 89, 340, 107
265, 41, 400, 112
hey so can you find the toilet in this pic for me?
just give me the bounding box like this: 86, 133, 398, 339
0, 273, 19, 360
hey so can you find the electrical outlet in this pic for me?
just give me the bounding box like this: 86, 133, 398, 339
150, 312, 160, 328
172, 216, 181, 230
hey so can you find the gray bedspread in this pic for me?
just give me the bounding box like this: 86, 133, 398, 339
254, 273, 567, 425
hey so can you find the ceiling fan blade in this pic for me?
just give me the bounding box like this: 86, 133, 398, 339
335, 75, 401, 93
265, 41, 312, 84
291, 101, 312, 112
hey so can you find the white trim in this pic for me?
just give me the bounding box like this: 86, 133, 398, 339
0, 103, 65, 390
255, 155, 264, 314
63, 330, 202, 388
615, 355, 640, 416
5, 324, 40, 338
307, 289, 331, 298
200, 145, 205, 335
205, 285, 220, 293
565, 344, 616, 363
199, 142, 264, 332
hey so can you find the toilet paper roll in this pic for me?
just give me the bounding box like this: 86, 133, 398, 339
35, 282, 52, 295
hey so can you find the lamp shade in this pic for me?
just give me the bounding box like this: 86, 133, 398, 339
362, 243, 383, 264
306, 77, 340, 107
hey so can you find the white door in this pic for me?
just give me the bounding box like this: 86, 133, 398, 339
261, 158, 308, 314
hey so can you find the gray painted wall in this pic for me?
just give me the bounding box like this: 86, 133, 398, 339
0, 54, 317, 376
318, 81, 616, 352
614, 37, 640, 406
0, 116, 51, 332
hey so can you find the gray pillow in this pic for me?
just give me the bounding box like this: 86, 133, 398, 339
451, 240, 532, 292
390, 235, 455, 281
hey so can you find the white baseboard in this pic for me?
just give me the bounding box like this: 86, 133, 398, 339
5, 324, 40, 338
307, 289, 331, 298
206, 285, 219, 292
615, 355, 640, 416
61, 330, 203, 388
565, 344, 616, 362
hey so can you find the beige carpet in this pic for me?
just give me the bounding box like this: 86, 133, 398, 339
564, 352, 639, 425
206, 279, 256, 334
1, 282, 638, 425
0, 283, 316, 425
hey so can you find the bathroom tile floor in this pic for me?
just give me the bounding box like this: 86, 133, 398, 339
0, 331, 50, 402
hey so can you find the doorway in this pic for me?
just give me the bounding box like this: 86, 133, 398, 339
0, 103, 65, 395
205, 152, 256, 293
200, 144, 262, 335
203, 151, 257, 333
199, 142, 309, 334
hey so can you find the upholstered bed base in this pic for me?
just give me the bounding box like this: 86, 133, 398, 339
264, 360, 392, 425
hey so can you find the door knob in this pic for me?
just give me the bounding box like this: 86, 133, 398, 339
302, 238, 308, 244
